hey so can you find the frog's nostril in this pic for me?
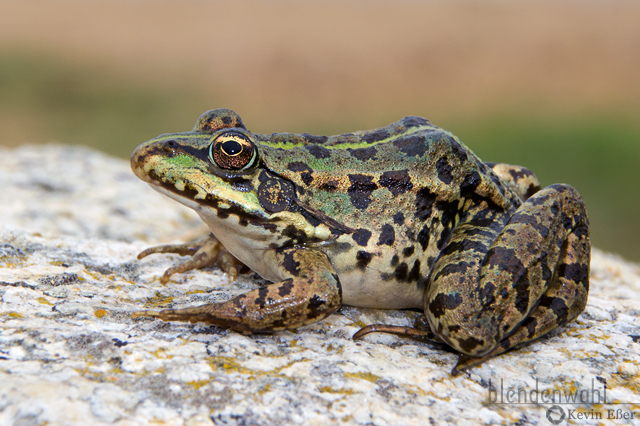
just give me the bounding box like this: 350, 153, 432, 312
167, 140, 176, 146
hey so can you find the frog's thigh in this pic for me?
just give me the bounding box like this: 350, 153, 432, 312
134, 248, 342, 333
431, 184, 589, 357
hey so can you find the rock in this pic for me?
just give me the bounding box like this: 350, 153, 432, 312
1, 145, 639, 425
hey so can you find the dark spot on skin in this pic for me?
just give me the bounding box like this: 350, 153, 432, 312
428, 292, 463, 319
306, 294, 327, 320
432, 261, 476, 283
287, 162, 312, 173
301, 173, 313, 185
320, 180, 339, 192
436, 157, 453, 184
282, 251, 300, 277
414, 186, 437, 221
304, 145, 331, 159
479, 282, 496, 306
557, 262, 589, 285
217, 209, 230, 220
513, 276, 531, 316
485, 245, 523, 270
347, 174, 378, 210
401, 116, 430, 128
523, 317, 538, 338
257, 171, 295, 213
379, 170, 413, 196
282, 225, 308, 246
393, 212, 404, 225
540, 295, 569, 323
255, 287, 269, 309
393, 135, 428, 157
448, 137, 468, 163
402, 246, 415, 257
390, 254, 399, 267
440, 238, 488, 258
352, 228, 372, 246
362, 129, 390, 144
459, 171, 482, 198
395, 263, 408, 281
301, 133, 328, 145
278, 279, 295, 297
417, 225, 430, 251
448, 325, 461, 333
508, 167, 535, 181
377, 224, 395, 246
356, 251, 373, 270
239, 218, 248, 227
457, 336, 484, 353
436, 229, 452, 251
437, 199, 461, 230
349, 147, 378, 161
408, 260, 421, 282
525, 183, 540, 199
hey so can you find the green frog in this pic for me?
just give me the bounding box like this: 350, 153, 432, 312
131, 109, 590, 374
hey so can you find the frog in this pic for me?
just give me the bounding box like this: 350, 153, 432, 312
130, 109, 590, 375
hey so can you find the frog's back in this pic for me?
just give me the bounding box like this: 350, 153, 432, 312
257, 116, 522, 309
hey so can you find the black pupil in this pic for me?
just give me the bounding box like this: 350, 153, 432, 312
221, 140, 243, 155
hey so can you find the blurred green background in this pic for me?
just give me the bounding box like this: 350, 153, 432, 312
1, 1, 639, 262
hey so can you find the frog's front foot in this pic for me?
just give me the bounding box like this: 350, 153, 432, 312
132, 248, 342, 333
137, 233, 247, 284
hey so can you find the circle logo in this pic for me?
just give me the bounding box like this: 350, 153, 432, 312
546, 405, 566, 424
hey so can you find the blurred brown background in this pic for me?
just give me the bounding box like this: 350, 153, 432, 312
1, 0, 639, 261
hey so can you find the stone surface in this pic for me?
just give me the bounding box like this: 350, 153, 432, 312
1, 145, 639, 425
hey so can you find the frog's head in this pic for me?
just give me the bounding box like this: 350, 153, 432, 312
131, 109, 348, 253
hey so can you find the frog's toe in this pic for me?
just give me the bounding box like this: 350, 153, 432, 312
137, 234, 248, 283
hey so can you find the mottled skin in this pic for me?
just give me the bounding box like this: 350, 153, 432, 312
131, 109, 590, 374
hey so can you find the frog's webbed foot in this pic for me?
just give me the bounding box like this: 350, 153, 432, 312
353, 315, 448, 349
132, 248, 342, 333
137, 233, 247, 284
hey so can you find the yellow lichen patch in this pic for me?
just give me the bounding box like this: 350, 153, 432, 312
186, 380, 211, 390
84, 269, 106, 281
152, 348, 173, 359
318, 386, 353, 395
94, 309, 107, 318
344, 371, 380, 383
186, 289, 208, 295
37, 297, 53, 306
144, 291, 174, 308
210, 357, 248, 374
3, 311, 23, 318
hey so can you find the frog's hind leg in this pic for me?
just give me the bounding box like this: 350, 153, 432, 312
132, 248, 342, 333
453, 219, 590, 375
432, 183, 590, 374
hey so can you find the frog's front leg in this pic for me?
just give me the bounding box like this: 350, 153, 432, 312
428, 184, 589, 373
137, 233, 246, 284
132, 248, 342, 333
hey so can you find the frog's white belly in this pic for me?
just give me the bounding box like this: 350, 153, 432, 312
335, 263, 424, 310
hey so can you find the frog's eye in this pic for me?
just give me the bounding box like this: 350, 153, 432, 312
210, 132, 257, 170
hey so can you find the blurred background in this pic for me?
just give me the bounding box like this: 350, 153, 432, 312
1, 0, 639, 262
